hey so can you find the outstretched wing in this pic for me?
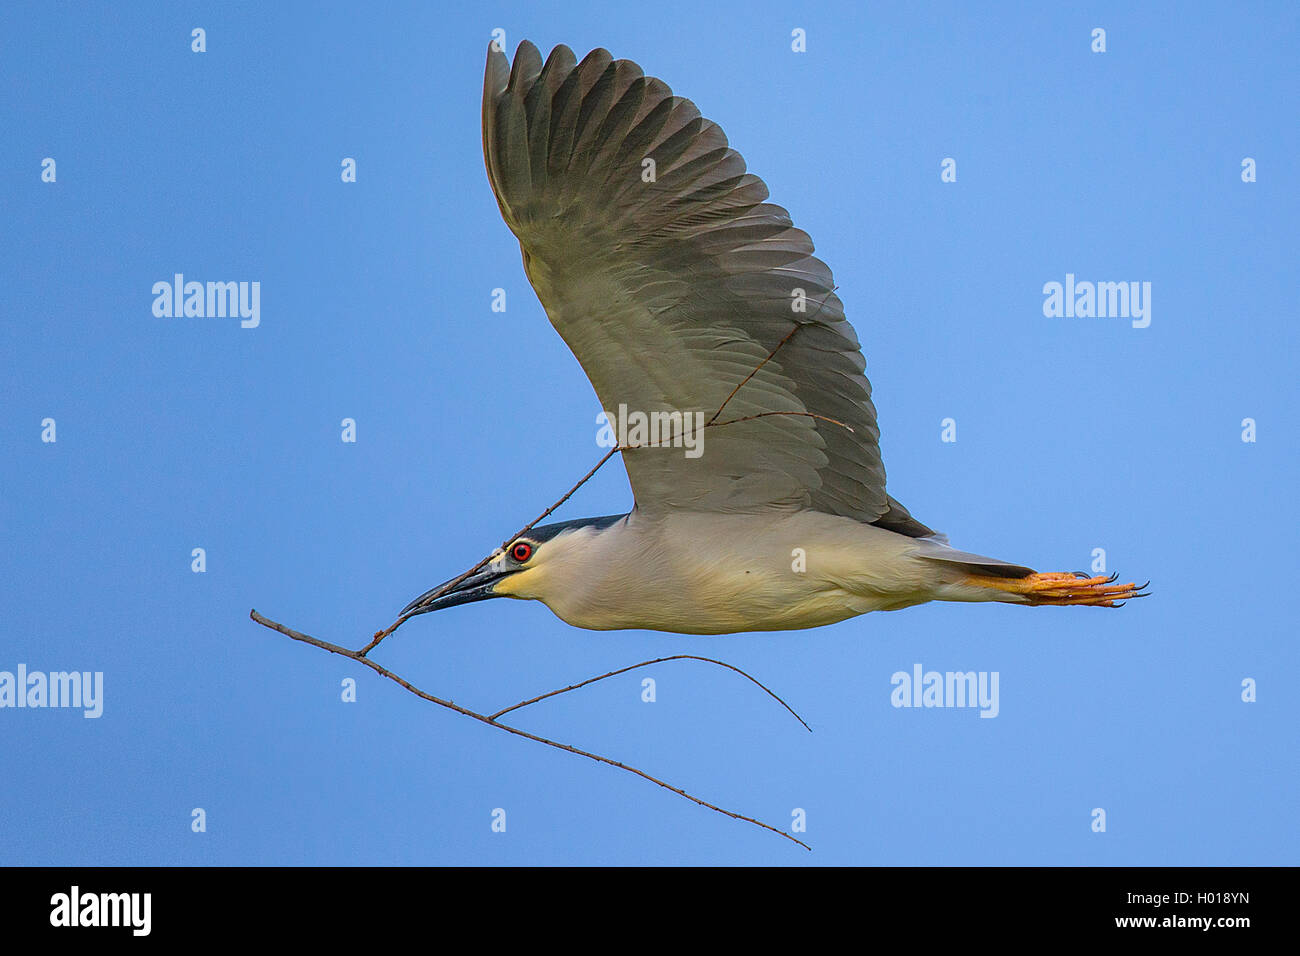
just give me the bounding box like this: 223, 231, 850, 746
482, 41, 927, 534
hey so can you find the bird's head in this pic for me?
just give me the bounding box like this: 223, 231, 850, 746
399, 514, 626, 619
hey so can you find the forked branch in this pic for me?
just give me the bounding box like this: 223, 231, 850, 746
249, 609, 810, 851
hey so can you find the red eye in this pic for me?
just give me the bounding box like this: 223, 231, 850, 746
511, 542, 533, 563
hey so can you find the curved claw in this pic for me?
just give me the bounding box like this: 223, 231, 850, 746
963, 570, 1150, 608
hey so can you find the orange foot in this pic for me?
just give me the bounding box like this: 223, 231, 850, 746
965, 571, 1149, 608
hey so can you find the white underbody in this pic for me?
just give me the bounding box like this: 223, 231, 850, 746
515, 510, 1016, 634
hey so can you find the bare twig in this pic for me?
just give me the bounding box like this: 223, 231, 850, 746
359, 446, 621, 656
488, 654, 812, 732
707, 285, 839, 425
710, 410, 855, 434
708, 323, 802, 426
249, 609, 810, 851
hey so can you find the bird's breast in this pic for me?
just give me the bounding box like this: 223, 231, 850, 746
541, 511, 932, 634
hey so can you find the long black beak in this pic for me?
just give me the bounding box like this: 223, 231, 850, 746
400, 564, 514, 618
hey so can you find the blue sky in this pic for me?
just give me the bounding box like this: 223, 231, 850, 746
2, 0, 1296, 865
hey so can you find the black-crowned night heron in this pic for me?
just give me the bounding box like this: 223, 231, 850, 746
403, 41, 1146, 634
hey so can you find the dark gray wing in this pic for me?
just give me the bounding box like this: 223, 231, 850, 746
482, 41, 928, 534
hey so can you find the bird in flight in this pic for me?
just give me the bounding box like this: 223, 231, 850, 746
403, 41, 1146, 634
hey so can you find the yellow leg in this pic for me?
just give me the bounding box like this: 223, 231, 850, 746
964, 571, 1149, 608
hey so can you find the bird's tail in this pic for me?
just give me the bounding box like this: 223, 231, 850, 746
912, 536, 1148, 608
